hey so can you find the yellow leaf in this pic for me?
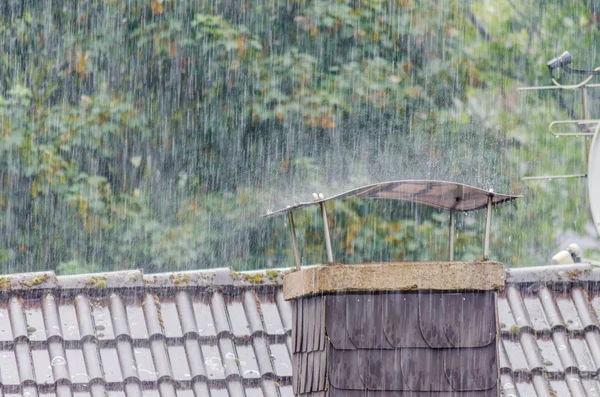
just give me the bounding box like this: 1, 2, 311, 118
236, 36, 245, 57
31, 180, 38, 198
168, 42, 176, 58
151, 0, 164, 15
320, 114, 336, 129
75, 51, 88, 77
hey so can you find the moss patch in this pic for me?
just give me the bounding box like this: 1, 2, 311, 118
0, 277, 11, 292
86, 275, 107, 289
20, 274, 50, 288
265, 270, 279, 280
243, 273, 265, 284
173, 273, 191, 285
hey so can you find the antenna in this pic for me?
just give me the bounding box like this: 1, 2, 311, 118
519, 51, 600, 236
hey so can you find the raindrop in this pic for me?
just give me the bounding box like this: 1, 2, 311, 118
72, 373, 90, 382
138, 369, 158, 378
51, 356, 66, 366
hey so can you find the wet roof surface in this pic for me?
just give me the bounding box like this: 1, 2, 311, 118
263, 179, 521, 218
501, 263, 600, 397
0, 268, 294, 397
2, 263, 600, 397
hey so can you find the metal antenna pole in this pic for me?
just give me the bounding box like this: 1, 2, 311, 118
319, 202, 334, 264
288, 212, 301, 270
449, 209, 455, 261
483, 197, 492, 260
582, 87, 592, 162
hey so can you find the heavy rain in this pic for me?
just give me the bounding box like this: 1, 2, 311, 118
3, 2, 600, 397
0, 1, 599, 271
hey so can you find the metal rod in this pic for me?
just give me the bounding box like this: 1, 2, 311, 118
483, 196, 492, 260
319, 202, 334, 264
522, 174, 587, 180
549, 119, 599, 137
582, 87, 588, 120
449, 209, 455, 262
581, 87, 592, 162
517, 83, 600, 91
288, 212, 301, 270
549, 133, 595, 137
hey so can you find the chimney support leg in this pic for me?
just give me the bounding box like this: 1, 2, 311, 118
288, 212, 301, 270
449, 209, 455, 261
319, 202, 334, 264
483, 196, 492, 260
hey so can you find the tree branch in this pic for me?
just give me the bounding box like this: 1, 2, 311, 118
465, 7, 492, 41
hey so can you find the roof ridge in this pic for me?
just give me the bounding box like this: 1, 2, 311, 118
506, 262, 600, 284
4, 262, 600, 291
0, 267, 296, 291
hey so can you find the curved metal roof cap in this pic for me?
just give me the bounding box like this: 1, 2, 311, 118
589, 130, 600, 236
263, 180, 522, 218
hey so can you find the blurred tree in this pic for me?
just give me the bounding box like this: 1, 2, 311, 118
0, 0, 598, 274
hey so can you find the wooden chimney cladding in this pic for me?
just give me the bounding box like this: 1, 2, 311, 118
292, 291, 499, 396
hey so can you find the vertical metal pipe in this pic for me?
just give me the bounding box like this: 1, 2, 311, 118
582, 87, 591, 162
449, 209, 455, 261
288, 212, 301, 270
319, 202, 334, 264
483, 196, 492, 260
582, 86, 588, 120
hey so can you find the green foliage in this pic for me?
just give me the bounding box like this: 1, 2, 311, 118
0, 0, 598, 274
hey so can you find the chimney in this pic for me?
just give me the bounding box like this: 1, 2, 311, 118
284, 261, 505, 396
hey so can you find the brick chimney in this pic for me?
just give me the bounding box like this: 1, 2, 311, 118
283, 261, 505, 396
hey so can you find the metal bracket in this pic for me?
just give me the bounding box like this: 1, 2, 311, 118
522, 174, 587, 181
519, 80, 600, 182
549, 120, 598, 137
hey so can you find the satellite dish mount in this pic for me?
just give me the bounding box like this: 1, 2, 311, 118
518, 51, 600, 236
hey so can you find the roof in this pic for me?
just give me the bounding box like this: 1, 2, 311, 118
3, 263, 600, 397
500, 263, 600, 397
0, 268, 294, 397
262, 179, 521, 218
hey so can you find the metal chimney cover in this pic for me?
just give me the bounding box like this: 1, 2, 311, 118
263, 180, 521, 218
